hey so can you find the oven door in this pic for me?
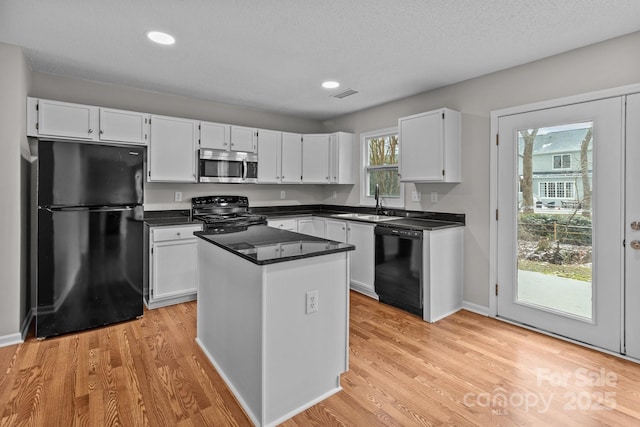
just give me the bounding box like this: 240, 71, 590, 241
374, 226, 423, 316
199, 150, 255, 183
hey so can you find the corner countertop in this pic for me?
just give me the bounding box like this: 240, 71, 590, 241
195, 225, 355, 265
144, 210, 202, 227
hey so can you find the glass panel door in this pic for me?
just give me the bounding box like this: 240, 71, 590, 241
517, 122, 593, 319
497, 97, 623, 352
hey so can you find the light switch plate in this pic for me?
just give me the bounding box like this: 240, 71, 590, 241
412, 191, 421, 202
174, 191, 182, 202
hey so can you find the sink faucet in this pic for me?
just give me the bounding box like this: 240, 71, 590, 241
374, 184, 382, 214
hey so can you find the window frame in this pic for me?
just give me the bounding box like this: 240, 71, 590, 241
359, 127, 404, 208
538, 181, 576, 199
552, 153, 572, 170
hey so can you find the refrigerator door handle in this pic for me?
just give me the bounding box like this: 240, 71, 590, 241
45, 206, 137, 213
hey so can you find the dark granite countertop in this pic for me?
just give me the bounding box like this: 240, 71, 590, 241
375, 218, 464, 231
144, 210, 202, 227
195, 225, 355, 265
253, 205, 464, 230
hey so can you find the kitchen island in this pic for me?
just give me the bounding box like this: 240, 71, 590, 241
195, 225, 354, 427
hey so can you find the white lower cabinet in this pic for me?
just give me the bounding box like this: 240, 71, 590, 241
325, 219, 348, 242
423, 227, 464, 322
296, 217, 326, 238
145, 223, 202, 309
346, 221, 375, 297
298, 218, 375, 297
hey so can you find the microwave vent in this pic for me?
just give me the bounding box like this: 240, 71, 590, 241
331, 88, 359, 99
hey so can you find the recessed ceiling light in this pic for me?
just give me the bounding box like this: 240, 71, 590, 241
147, 31, 175, 45
322, 81, 340, 89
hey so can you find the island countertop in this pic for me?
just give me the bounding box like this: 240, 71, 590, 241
195, 225, 355, 265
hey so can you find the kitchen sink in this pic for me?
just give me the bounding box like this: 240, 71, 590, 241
331, 213, 402, 222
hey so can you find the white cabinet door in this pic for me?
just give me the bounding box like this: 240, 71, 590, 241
325, 219, 347, 243
302, 134, 330, 183
148, 115, 198, 182
330, 132, 354, 184
297, 217, 326, 238
281, 132, 302, 183
200, 121, 230, 150
399, 108, 461, 183
230, 125, 257, 152
99, 108, 149, 145
152, 239, 198, 299
35, 99, 99, 141
347, 221, 375, 293
257, 129, 282, 183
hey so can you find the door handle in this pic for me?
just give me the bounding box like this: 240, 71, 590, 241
631, 241, 640, 250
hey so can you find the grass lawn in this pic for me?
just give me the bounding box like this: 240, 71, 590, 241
518, 260, 592, 282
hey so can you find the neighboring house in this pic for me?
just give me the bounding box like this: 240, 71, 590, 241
519, 128, 592, 208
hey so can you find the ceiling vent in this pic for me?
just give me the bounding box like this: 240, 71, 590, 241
331, 88, 359, 99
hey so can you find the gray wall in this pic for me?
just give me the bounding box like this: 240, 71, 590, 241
0, 42, 31, 339
322, 31, 640, 308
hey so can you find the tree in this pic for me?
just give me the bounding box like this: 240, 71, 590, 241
580, 128, 593, 218
520, 129, 538, 213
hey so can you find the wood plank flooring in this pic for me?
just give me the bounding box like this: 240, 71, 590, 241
2, 291, 640, 426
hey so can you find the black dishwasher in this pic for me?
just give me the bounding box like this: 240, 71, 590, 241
374, 225, 423, 317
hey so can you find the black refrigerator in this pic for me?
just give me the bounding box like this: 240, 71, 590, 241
36, 140, 145, 338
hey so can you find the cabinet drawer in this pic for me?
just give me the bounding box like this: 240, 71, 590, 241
267, 218, 297, 231
152, 225, 202, 242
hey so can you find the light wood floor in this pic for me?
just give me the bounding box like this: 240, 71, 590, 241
2, 292, 640, 426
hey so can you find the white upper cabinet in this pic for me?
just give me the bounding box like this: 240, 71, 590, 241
230, 125, 257, 153
28, 98, 99, 141
28, 98, 149, 145
329, 132, 354, 184
99, 108, 149, 145
281, 132, 303, 183
398, 108, 461, 183
257, 129, 282, 183
302, 134, 330, 183
200, 121, 230, 150
148, 115, 198, 182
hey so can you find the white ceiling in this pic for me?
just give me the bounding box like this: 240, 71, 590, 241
2, 1, 640, 120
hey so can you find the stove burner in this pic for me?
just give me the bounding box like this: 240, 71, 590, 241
192, 195, 267, 230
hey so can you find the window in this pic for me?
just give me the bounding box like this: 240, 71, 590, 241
360, 127, 404, 208
553, 154, 572, 169
539, 181, 575, 199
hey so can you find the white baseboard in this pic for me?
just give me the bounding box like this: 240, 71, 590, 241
462, 301, 489, 316
349, 283, 379, 300
0, 332, 23, 348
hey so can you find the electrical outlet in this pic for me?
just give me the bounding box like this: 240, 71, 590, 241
332, 191, 337, 199
306, 290, 318, 314
174, 191, 182, 202
431, 191, 438, 203
280, 191, 286, 199
412, 191, 421, 202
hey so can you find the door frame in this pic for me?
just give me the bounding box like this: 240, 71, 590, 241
489, 82, 640, 321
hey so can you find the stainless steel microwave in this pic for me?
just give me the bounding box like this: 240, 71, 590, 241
198, 150, 258, 183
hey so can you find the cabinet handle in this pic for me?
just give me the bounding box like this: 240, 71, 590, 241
99, 129, 104, 135
88, 129, 93, 134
